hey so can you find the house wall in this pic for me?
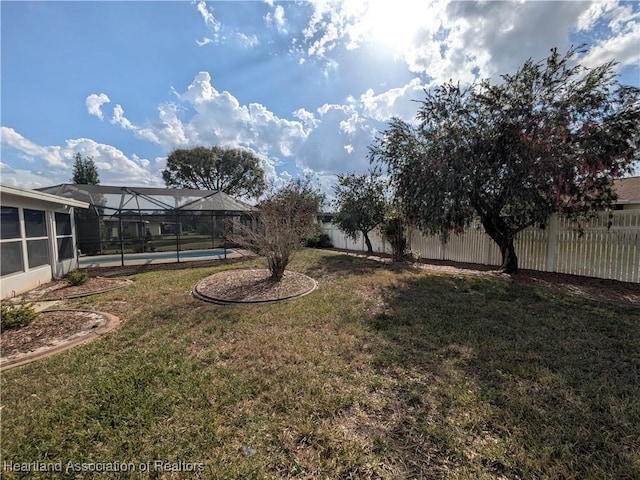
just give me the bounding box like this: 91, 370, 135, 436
147, 222, 162, 237
1, 195, 82, 299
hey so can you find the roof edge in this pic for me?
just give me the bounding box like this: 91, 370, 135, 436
1, 184, 89, 208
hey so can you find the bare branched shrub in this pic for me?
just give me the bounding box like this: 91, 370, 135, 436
231, 179, 324, 280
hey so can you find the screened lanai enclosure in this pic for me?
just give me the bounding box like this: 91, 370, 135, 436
37, 184, 257, 266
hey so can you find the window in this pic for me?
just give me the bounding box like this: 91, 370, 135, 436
25, 209, 47, 237
55, 212, 74, 260
27, 239, 50, 268
23, 209, 50, 268
57, 237, 74, 260
1, 207, 21, 239
1, 207, 25, 276
1, 242, 24, 276
55, 212, 72, 235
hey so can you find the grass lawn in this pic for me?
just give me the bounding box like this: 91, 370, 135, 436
1, 249, 639, 479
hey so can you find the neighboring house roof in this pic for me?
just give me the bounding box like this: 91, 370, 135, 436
614, 176, 640, 204
0, 183, 89, 209
36, 184, 257, 212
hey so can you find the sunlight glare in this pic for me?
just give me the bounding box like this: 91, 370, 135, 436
360, 1, 428, 53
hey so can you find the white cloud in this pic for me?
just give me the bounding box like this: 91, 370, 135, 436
265, 4, 287, 34
103, 72, 415, 181
293, 108, 319, 128
580, 19, 640, 70
400, 0, 589, 83
193, 0, 258, 49
106, 72, 309, 161
111, 105, 133, 130
236, 32, 259, 48
297, 0, 637, 85
64, 138, 158, 184
85, 93, 111, 120
295, 102, 376, 174
168, 72, 309, 158
359, 78, 427, 122
196, 37, 214, 47
1, 128, 161, 187
0, 163, 65, 189
196, 0, 220, 32
577, 0, 617, 31
1, 126, 65, 167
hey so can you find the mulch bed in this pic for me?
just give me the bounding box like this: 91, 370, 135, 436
23, 277, 131, 301
1, 310, 106, 358
194, 269, 317, 304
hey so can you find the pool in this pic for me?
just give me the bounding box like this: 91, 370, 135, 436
79, 248, 237, 267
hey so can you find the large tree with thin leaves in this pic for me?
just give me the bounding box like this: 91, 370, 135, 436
371, 47, 639, 273
332, 170, 387, 253
162, 146, 266, 198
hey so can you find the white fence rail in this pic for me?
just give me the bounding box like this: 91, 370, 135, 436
322, 210, 640, 283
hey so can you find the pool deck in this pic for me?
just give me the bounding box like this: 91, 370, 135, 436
79, 248, 250, 268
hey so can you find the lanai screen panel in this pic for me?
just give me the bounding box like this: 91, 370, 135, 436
37, 184, 256, 258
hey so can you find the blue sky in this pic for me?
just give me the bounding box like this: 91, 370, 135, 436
1, 0, 639, 196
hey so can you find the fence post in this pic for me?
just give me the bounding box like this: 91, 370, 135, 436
545, 214, 559, 272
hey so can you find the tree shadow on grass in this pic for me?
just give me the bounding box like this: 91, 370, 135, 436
366, 273, 640, 478
309, 251, 420, 279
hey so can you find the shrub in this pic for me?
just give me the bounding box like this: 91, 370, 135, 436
1, 300, 39, 330
67, 269, 89, 286
381, 216, 408, 262
232, 179, 324, 281
305, 233, 334, 249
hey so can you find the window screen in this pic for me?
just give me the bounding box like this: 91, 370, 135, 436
24, 209, 47, 238
27, 239, 50, 268
1, 241, 24, 276
57, 237, 74, 260
1, 207, 21, 240
55, 212, 72, 236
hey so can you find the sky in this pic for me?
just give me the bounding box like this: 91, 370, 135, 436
1, 0, 639, 198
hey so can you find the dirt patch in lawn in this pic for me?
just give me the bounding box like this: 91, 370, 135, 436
23, 277, 132, 301
1, 310, 120, 371
193, 269, 317, 304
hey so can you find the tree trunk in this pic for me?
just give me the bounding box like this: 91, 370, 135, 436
268, 253, 288, 281
498, 238, 518, 273
481, 217, 519, 273
363, 231, 373, 253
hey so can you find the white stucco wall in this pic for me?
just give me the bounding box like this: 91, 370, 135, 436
0, 186, 87, 299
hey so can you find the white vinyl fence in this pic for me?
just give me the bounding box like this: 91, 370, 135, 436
322, 210, 640, 283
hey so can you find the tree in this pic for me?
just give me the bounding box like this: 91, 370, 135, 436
71, 153, 99, 185
233, 179, 324, 280
371, 47, 639, 273
378, 199, 410, 262
332, 170, 387, 253
162, 146, 266, 198
70, 153, 104, 254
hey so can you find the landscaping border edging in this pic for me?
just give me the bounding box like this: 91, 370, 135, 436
0, 310, 121, 372
25, 279, 133, 301
192, 270, 318, 305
